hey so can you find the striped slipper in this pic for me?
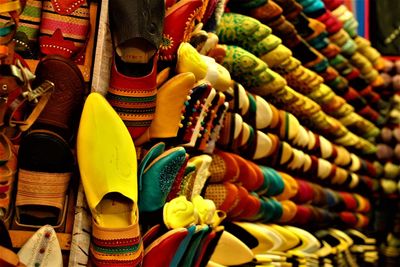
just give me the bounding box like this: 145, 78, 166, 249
0, 0, 42, 58
39, 0, 90, 62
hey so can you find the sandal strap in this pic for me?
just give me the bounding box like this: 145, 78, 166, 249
16, 169, 71, 210
9, 80, 54, 131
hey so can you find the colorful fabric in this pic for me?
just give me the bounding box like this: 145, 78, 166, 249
91, 218, 143, 267
0, 0, 42, 58
107, 55, 158, 141
39, 0, 90, 60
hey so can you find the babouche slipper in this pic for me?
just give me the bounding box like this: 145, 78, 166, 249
77, 93, 143, 266
18, 225, 62, 267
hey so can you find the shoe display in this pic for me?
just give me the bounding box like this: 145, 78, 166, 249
1, 0, 398, 266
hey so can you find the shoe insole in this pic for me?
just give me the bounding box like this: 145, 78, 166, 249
115, 52, 155, 77
116, 38, 156, 64
18, 205, 59, 226
95, 192, 135, 228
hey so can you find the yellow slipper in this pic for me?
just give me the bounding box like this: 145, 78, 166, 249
176, 42, 208, 81
231, 222, 276, 254
135, 72, 196, 145
260, 44, 292, 68
163, 196, 197, 229
275, 172, 299, 201
268, 224, 300, 251
286, 226, 321, 254
77, 92, 143, 266
210, 230, 254, 266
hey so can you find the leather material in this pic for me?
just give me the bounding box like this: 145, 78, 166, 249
109, 0, 165, 53
16, 130, 73, 226
33, 55, 84, 140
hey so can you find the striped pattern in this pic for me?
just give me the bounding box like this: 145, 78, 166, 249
90, 218, 143, 267
106, 56, 158, 141
0, 0, 42, 39
0, 0, 42, 57
16, 169, 71, 213
39, 0, 89, 58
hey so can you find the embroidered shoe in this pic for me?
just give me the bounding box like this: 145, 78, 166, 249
160, 0, 203, 61
77, 93, 144, 267
106, 54, 158, 141
39, 0, 90, 61
18, 225, 63, 267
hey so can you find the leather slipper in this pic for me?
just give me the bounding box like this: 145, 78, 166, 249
77, 93, 143, 266
18, 225, 62, 267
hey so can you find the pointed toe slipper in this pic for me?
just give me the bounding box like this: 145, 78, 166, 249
77, 92, 143, 266
18, 225, 62, 267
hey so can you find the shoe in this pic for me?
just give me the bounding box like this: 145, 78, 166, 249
226, 222, 276, 254
176, 81, 216, 147
179, 225, 211, 266
285, 226, 321, 254
134, 72, 196, 145
204, 182, 239, 215
16, 55, 84, 227
194, 226, 223, 267
275, 172, 298, 200
77, 92, 143, 266
269, 224, 301, 251
109, 0, 164, 64
106, 53, 158, 141
160, 0, 203, 60
18, 225, 62, 267
187, 155, 213, 198
216, 12, 271, 47
210, 230, 254, 266
208, 150, 240, 183
221, 45, 283, 95
143, 228, 190, 267
0, 0, 42, 59
39, 0, 90, 61
163, 196, 197, 229
278, 200, 298, 223
138, 145, 187, 213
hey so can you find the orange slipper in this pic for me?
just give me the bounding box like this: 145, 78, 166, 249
208, 150, 240, 183
204, 182, 239, 215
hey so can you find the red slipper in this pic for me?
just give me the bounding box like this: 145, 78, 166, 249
39, 0, 90, 61
106, 54, 158, 141
160, 0, 203, 61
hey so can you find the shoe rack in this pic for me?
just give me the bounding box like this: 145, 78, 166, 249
6, 2, 100, 265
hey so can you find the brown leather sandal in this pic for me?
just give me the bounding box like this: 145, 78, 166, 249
15, 55, 84, 227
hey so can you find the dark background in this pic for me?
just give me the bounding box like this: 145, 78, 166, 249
369, 0, 400, 56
